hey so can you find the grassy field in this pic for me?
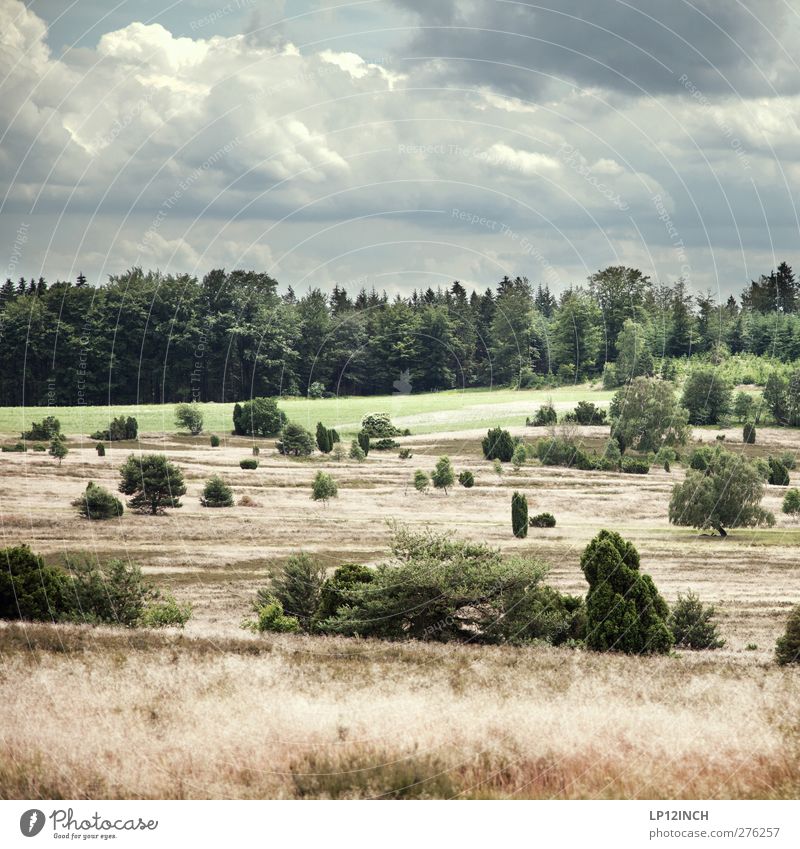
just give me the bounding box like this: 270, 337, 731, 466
0, 385, 613, 438
0, 411, 799, 798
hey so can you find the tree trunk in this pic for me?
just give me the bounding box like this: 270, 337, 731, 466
715, 524, 727, 538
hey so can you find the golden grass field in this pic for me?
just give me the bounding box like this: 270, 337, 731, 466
1, 418, 799, 799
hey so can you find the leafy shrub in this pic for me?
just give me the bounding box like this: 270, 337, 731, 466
782, 488, 800, 516
140, 593, 192, 628
492, 458, 503, 476
332, 444, 346, 461
92, 415, 138, 441
277, 422, 315, 456
361, 412, 403, 438
529, 402, 557, 427
210, 435, 220, 447
398, 448, 412, 459
175, 402, 203, 434
609, 378, 689, 452
96, 442, 106, 456
268, 553, 327, 630
482, 427, 514, 461
64, 558, 157, 627
371, 438, 398, 450
511, 491, 528, 538
240, 458, 259, 469
688, 445, 715, 471
681, 368, 733, 425
620, 457, 649, 474
733, 391, 754, 422
316, 422, 332, 453
357, 429, 370, 456
0, 545, 70, 621
328, 428, 340, 444
670, 590, 725, 649
535, 436, 592, 469
316, 563, 374, 621
233, 397, 286, 436
311, 471, 338, 503
49, 438, 68, 464
779, 451, 797, 471
431, 456, 455, 493
307, 381, 326, 399
244, 594, 300, 633
530, 512, 556, 528
580, 530, 673, 655
768, 456, 790, 486
1, 442, 27, 452
775, 604, 800, 665
119, 454, 186, 514
72, 482, 124, 520
511, 443, 527, 471
458, 470, 474, 488
571, 401, 607, 425
32, 443, 46, 452
349, 440, 365, 461
413, 469, 429, 492
743, 422, 756, 444
22, 416, 61, 441
201, 475, 234, 507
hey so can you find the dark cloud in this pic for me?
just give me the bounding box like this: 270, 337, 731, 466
392, 0, 800, 98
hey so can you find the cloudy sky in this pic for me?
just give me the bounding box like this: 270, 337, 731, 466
2, 0, 799, 298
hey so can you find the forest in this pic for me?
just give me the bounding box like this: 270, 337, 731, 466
1, 262, 799, 406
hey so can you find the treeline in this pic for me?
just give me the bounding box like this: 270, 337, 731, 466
2, 263, 800, 406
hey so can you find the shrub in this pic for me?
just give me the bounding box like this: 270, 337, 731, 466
1, 442, 26, 452
768, 456, 790, 486
530, 402, 557, 427
32, 443, 45, 452
72, 482, 124, 520
743, 422, 756, 444
511, 443, 527, 471
571, 401, 607, 425
398, 448, 412, 459
175, 402, 203, 434
268, 553, 327, 630
244, 594, 300, 633
413, 469, 430, 493
493, 458, 503, 476
620, 457, 649, 475
775, 605, 800, 665
22, 416, 61, 441
91, 415, 138, 441
311, 471, 338, 503
688, 445, 715, 471
238, 494, 261, 507
511, 491, 528, 538
733, 391, 754, 422
49, 438, 68, 465
332, 444, 346, 461
431, 456, 455, 493
458, 470, 474, 488
361, 412, 402, 438
252, 445, 260, 456
96, 442, 106, 456
782, 488, 800, 516
328, 428, 340, 445
349, 440, 365, 462
535, 436, 593, 469
234, 397, 286, 436
277, 422, 315, 456
316, 563, 374, 621
210, 435, 220, 447
529, 512, 556, 528
140, 593, 192, 628
64, 558, 157, 627
119, 454, 186, 514
670, 590, 725, 649
609, 378, 689, 453
482, 427, 514, 461
316, 422, 332, 454
201, 475, 234, 507
580, 530, 672, 654
0, 545, 70, 621
779, 451, 797, 471
240, 458, 259, 470
357, 429, 370, 456
307, 381, 326, 399
603, 437, 622, 467
681, 368, 733, 425
371, 438, 398, 450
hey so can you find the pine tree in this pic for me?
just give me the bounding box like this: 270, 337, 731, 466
511, 491, 528, 538
316, 422, 332, 453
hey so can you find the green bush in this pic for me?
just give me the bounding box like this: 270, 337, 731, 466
620, 457, 649, 474
311, 471, 338, 503
49, 438, 68, 464
357, 429, 370, 456
349, 440, 365, 462
119, 454, 186, 514
458, 470, 475, 488
175, 402, 203, 435
268, 553, 327, 630
775, 604, 800, 665
511, 491, 528, 538
580, 530, 672, 655
535, 436, 592, 469
140, 593, 192, 628
96, 442, 106, 456
529, 402, 557, 427
529, 512, 556, 528
72, 482, 124, 520
210, 435, 220, 447
91, 415, 137, 441
733, 391, 754, 422
22, 416, 61, 441
779, 451, 797, 471
431, 456, 455, 493
64, 558, 157, 627
670, 590, 725, 649
398, 448, 412, 459
233, 397, 286, 436
0, 545, 70, 621
308, 381, 326, 399
32, 443, 46, 452
328, 428, 340, 445
688, 445, 715, 471
413, 469, 430, 492
201, 475, 234, 507
609, 378, 689, 452
244, 594, 300, 633
768, 456, 790, 486
743, 422, 756, 444
277, 422, 315, 456
371, 438, 398, 450
316, 563, 374, 621
316, 422, 332, 453
240, 458, 259, 469
570, 401, 607, 425
361, 412, 403, 438
511, 443, 527, 471
782, 488, 800, 516
681, 368, 733, 425
482, 427, 514, 461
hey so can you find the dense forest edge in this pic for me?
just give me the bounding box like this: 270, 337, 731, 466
2, 262, 800, 407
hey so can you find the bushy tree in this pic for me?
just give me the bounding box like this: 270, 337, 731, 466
235, 397, 286, 436
311, 471, 338, 503
681, 368, 733, 425
580, 530, 672, 654
49, 437, 68, 464
349, 440, 365, 461
210, 434, 220, 447
609, 377, 689, 453
743, 422, 756, 444
268, 553, 327, 630
511, 491, 528, 538
669, 447, 773, 536
316, 563, 374, 621
277, 422, 315, 456
357, 429, 370, 456
511, 443, 527, 471
733, 391, 754, 422
22, 416, 61, 441
361, 412, 401, 437
670, 590, 725, 649
431, 456, 455, 493
64, 558, 157, 626
175, 402, 204, 434
775, 604, 800, 665
458, 470, 475, 488
782, 487, 800, 516
0, 545, 70, 621
530, 402, 557, 427
768, 456, 790, 486
96, 442, 106, 456
72, 481, 124, 520
200, 475, 234, 507
316, 422, 332, 453
92, 416, 138, 441
570, 401, 607, 425
482, 427, 514, 461
614, 319, 654, 384
413, 469, 430, 492
119, 454, 186, 514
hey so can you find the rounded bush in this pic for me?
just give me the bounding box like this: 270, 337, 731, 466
743, 422, 756, 444
458, 470, 475, 488
776, 604, 800, 665
210, 435, 220, 447
201, 475, 234, 507
240, 458, 259, 470
0, 545, 70, 621
72, 481, 124, 520
529, 512, 556, 528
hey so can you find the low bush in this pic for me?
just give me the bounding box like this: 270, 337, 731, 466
210, 435, 220, 447
768, 456, 790, 486
782, 488, 800, 516
240, 458, 259, 470
570, 401, 607, 426
349, 440, 365, 462
620, 457, 649, 475
670, 590, 725, 649
528, 402, 557, 427
96, 442, 106, 456
32, 443, 46, 452
139, 593, 192, 628
535, 436, 592, 469
22, 416, 61, 441
775, 604, 800, 665
482, 427, 514, 461
458, 470, 475, 488
64, 558, 157, 627
371, 438, 398, 450
268, 553, 327, 630
277, 422, 315, 456
91, 415, 137, 441
0, 545, 70, 621
779, 451, 797, 471
1, 442, 26, 453
511, 443, 527, 471
398, 448, 412, 459
244, 594, 300, 633
72, 482, 124, 520
413, 469, 429, 492
311, 471, 338, 503
201, 475, 234, 507
316, 563, 374, 621
530, 512, 556, 528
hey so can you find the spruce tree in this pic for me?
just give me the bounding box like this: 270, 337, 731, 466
511, 491, 528, 538
316, 422, 332, 453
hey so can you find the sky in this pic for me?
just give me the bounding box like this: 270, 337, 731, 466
2, 0, 800, 299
